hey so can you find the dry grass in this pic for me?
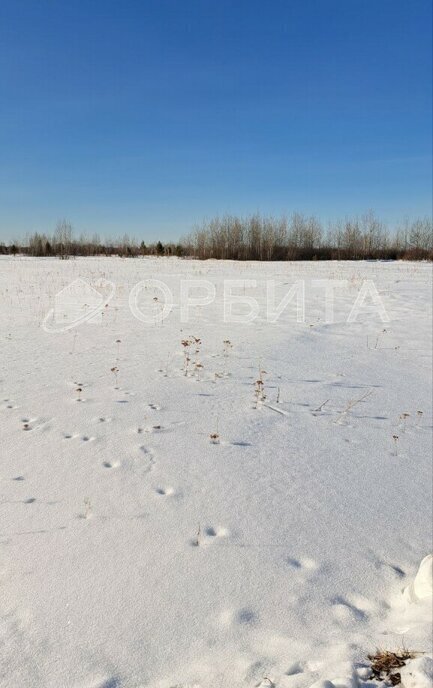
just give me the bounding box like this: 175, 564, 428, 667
368, 648, 418, 685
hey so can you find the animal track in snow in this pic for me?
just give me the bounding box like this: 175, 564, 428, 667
190, 524, 229, 548
137, 420, 183, 434
243, 659, 273, 684
1, 399, 18, 410
373, 556, 406, 579
138, 446, 156, 471
21, 417, 51, 432
155, 486, 175, 496
3, 497, 36, 505
21, 417, 35, 431
142, 424, 165, 433
331, 595, 368, 622
236, 607, 258, 625
205, 526, 228, 538
62, 433, 96, 442
286, 556, 318, 571
286, 661, 304, 676
102, 460, 120, 469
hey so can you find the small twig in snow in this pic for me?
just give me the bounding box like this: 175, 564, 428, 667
313, 399, 330, 413
334, 389, 373, 424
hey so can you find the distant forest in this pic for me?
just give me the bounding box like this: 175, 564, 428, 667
1, 213, 432, 261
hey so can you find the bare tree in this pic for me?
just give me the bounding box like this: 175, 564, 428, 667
54, 219, 73, 258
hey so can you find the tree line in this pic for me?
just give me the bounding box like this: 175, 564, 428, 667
181, 212, 432, 260
1, 213, 431, 260
0, 220, 184, 259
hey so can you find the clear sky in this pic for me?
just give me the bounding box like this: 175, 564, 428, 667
0, 0, 431, 242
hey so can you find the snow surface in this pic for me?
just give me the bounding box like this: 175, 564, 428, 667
0, 257, 431, 688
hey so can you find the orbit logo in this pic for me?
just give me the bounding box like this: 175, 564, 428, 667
42, 278, 116, 333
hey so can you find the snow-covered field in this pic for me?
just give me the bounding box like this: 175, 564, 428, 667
0, 257, 432, 688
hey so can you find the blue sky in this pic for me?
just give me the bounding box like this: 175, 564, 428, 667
0, 0, 431, 241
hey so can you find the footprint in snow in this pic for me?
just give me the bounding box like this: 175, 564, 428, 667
155, 486, 175, 496
138, 446, 156, 471
63, 433, 96, 442
21, 416, 52, 432
140, 424, 165, 434
286, 556, 318, 571
373, 556, 406, 579
286, 661, 304, 676
1, 399, 18, 410
331, 595, 368, 622
244, 659, 273, 683
205, 526, 229, 538
138, 421, 183, 434
190, 525, 228, 547
102, 461, 120, 469
236, 608, 258, 625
